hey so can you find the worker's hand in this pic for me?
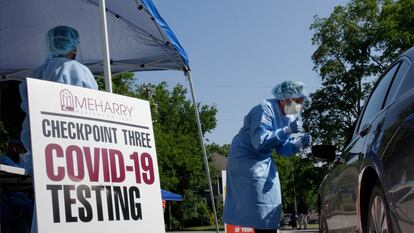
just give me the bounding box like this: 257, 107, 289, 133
294, 134, 312, 149
284, 117, 303, 134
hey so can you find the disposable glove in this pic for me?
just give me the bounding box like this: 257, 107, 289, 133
284, 117, 303, 134
294, 134, 312, 149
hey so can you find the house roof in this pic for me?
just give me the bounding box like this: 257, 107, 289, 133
210, 152, 227, 171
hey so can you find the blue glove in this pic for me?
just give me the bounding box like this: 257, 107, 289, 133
294, 134, 312, 149
284, 117, 303, 134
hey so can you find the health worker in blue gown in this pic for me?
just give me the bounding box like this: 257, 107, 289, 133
223, 80, 312, 233
18, 25, 98, 233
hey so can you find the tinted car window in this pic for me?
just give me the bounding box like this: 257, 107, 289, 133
384, 59, 410, 106
358, 64, 399, 132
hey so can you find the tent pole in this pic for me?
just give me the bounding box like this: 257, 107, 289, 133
168, 202, 172, 230
99, 0, 113, 93
185, 71, 220, 233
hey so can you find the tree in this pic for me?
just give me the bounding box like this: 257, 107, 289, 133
275, 154, 327, 212
305, 0, 414, 148
378, 0, 414, 63
103, 73, 219, 227
96, 72, 135, 96
206, 143, 231, 156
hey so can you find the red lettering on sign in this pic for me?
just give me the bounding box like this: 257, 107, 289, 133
44, 144, 155, 185
45, 143, 65, 181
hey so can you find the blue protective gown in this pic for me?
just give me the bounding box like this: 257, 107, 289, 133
19, 57, 98, 156
223, 99, 299, 229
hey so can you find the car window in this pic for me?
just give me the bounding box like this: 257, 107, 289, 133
357, 64, 399, 132
384, 59, 411, 106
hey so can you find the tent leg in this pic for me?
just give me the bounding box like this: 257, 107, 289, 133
185, 71, 220, 233
168, 202, 172, 230
99, 0, 113, 93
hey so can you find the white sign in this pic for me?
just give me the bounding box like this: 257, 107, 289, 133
221, 170, 226, 204
27, 78, 165, 233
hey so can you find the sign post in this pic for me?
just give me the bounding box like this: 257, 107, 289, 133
27, 78, 165, 233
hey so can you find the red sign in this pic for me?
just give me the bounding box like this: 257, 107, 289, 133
225, 224, 255, 233
162, 200, 166, 209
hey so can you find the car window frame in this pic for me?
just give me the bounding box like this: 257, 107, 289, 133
353, 61, 401, 137
384, 57, 412, 107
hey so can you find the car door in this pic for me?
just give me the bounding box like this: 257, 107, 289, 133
379, 58, 414, 232
321, 160, 348, 232
329, 63, 400, 232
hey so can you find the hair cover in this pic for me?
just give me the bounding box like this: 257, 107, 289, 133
271, 80, 306, 100
47, 25, 79, 57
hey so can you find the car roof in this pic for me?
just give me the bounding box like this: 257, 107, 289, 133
401, 47, 414, 60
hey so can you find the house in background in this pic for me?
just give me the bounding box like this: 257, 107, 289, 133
209, 152, 227, 201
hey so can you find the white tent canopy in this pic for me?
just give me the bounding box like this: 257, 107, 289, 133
0, 0, 189, 81
0, 0, 219, 232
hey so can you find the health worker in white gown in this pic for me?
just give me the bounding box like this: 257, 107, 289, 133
18, 25, 98, 233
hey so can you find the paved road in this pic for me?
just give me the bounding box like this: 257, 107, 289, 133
171, 229, 318, 233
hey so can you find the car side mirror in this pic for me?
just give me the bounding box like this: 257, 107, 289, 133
311, 145, 336, 162
359, 124, 372, 137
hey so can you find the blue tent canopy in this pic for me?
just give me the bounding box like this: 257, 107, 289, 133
0, 0, 189, 81
161, 189, 183, 201
0, 1, 219, 230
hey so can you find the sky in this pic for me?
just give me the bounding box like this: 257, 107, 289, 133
137, 0, 349, 145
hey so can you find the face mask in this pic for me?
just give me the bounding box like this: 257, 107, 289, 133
284, 101, 302, 115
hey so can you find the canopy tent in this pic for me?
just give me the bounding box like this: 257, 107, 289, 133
161, 189, 182, 231
161, 189, 183, 201
0, 0, 219, 231
0, 0, 188, 81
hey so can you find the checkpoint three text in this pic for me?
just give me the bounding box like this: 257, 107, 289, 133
42, 119, 152, 147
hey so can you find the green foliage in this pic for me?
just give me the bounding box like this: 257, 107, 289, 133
274, 153, 328, 212
108, 73, 218, 227
96, 72, 136, 95
181, 190, 211, 227
206, 143, 231, 156
306, 0, 414, 149
378, 0, 414, 63
135, 82, 218, 193
170, 216, 182, 230
215, 198, 224, 225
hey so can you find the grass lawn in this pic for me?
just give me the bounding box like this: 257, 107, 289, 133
308, 224, 319, 229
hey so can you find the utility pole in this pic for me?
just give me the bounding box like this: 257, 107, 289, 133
291, 159, 297, 213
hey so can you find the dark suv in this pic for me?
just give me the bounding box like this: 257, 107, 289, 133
313, 47, 414, 233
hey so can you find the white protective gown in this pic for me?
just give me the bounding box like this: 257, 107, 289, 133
19, 57, 98, 161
